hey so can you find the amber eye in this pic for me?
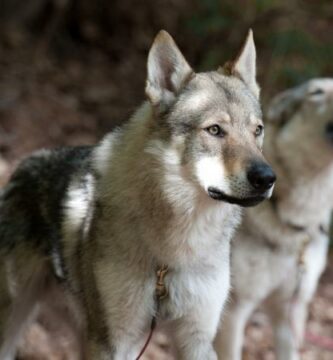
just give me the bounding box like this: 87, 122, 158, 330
255, 125, 264, 137
206, 125, 225, 137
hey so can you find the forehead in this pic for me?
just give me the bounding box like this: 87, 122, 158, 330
307, 78, 333, 93
299, 79, 333, 117
173, 72, 262, 124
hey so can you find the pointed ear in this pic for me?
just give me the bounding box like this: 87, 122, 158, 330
145, 30, 193, 108
219, 30, 260, 99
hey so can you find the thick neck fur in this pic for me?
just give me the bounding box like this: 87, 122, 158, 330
93, 102, 241, 269
275, 164, 333, 227
261, 125, 333, 228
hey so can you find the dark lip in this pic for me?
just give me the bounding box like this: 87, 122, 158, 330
207, 187, 267, 207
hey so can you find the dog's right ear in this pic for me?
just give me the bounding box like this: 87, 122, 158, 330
146, 30, 193, 109
219, 30, 260, 99
266, 87, 304, 125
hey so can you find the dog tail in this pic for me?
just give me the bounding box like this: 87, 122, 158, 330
0, 260, 51, 360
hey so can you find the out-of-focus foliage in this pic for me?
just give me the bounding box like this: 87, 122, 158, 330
185, 0, 333, 102
0, 0, 332, 104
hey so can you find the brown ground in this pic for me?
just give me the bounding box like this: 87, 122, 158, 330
0, 30, 332, 360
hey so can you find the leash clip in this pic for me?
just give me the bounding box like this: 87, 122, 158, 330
298, 234, 311, 268
155, 264, 169, 301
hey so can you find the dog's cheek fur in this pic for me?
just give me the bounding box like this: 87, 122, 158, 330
195, 156, 229, 194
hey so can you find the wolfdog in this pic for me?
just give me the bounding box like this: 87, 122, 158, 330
215, 79, 333, 360
0, 30, 275, 360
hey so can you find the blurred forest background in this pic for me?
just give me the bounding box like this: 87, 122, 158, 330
0, 0, 333, 172
0, 0, 332, 359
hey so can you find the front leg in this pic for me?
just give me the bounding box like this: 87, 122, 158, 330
87, 336, 144, 360
171, 300, 222, 360
93, 259, 156, 360
214, 299, 257, 360
86, 338, 112, 360
266, 298, 300, 360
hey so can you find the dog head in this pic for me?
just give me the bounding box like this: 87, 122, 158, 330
144, 30, 275, 207
266, 78, 333, 177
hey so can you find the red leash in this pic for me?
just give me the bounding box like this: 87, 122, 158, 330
135, 265, 169, 359
135, 317, 157, 360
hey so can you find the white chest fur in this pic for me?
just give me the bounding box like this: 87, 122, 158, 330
157, 202, 240, 320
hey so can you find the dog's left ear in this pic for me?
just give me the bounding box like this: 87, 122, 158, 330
219, 30, 260, 99
266, 86, 305, 125
146, 30, 193, 109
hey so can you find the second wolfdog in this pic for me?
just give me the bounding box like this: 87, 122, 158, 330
0, 30, 275, 359
215, 79, 333, 360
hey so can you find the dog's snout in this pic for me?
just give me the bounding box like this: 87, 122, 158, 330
325, 122, 333, 141
247, 162, 276, 192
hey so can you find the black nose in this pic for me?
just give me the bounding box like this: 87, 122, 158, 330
325, 122, 333, 141
247, 162, 276, 192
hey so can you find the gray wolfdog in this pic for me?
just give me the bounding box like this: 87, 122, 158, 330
215, 79, 333, 360
0, 30, 275, 359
